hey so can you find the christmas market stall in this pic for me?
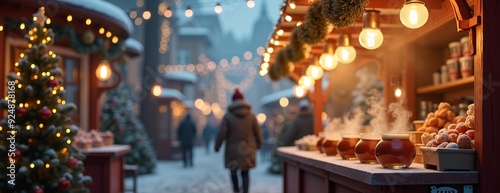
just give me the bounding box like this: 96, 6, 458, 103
262, 0, 499, 192
0, 0, 135, 193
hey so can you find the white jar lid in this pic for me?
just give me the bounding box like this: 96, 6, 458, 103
446, 58, 458, 64
461, 36, 469, 43
449, 41, 461, 48
459, 56, 473, 62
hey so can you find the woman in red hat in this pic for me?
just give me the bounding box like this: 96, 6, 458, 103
215, 88, 263, 193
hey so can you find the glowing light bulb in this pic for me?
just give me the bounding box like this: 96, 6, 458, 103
306, 65, 323, 80
214, 3, 223, 14
298, 75, 314, 89
279, 97, 289, 107
359, 10, 384, 50
293, 85, 306, 98
400, 0, 429, 29
394, 88, 402, 98
335, 46, 356, 64
185, 7, 193, 17
247, 0, 255, 8
152, 84, 162, 97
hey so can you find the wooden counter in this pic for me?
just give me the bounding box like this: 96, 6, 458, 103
277, 147, 478, 193
81, 145, 131, 193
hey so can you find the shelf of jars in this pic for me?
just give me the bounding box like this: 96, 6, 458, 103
277, 146, 478, 193
417, 76, 474, 95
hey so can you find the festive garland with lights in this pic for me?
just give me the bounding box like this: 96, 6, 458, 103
322, 0, 369, 28
300, 0, 329, 45
268, 63, 283, 81
3, 18, 124, 59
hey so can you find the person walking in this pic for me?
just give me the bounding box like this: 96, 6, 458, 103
177, 113, 197, 168
202, 118, 215, 154
284, 99, 314, 146
215, 88, 263, 193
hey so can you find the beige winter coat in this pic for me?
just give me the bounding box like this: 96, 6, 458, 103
214, 100, 263, 170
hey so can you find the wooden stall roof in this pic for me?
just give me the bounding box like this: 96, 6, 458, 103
264, 0, 476, 80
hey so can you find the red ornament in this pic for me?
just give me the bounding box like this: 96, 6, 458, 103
58, 179, 70, 190
17, 107, 28, 117
33, 187, 44, 193
47, 79, 58, 88
39, 107, 52, 120
67, 157, 78, 168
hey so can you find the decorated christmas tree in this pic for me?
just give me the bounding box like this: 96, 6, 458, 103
0, 8, 91, 193
100, 84, 157, 174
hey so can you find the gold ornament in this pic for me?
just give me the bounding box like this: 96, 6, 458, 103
81, 30, 95, 45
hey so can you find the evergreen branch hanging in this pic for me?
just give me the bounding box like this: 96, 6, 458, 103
268, 63, 282, 81
322, 0, 369, 28
300, 0, 330, 45
285, 25, 308, 63
276, 49, 291, 77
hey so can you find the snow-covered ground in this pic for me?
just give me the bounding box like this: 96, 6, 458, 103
126, 147, 282, 193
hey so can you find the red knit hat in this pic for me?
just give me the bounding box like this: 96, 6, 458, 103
232, 88, 244, 101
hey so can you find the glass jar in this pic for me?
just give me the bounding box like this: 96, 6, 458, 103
317, 133, 326, 154
337, 134, 361, 160
322, 138, 339, 156
354, 133, 381, 164
375, 133, 416, 169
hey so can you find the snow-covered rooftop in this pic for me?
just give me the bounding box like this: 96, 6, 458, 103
124, 38, 143, 53
162, 72, 197, 84
58, 0, 133, 35
159, 88, 185, 101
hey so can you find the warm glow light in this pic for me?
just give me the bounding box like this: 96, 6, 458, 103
185, 7, 193, 17
273, 40, 280, 46
214, 3, 223, 14
335, 46, 356, 64
67, 15, 73, 22
319, 53, 338, 70
298, 75, 314, 89
66, 139, 71, 144
96, 60, 112, 81
394, 88, 402, 98
152, 84, 162, 97
164, 8, 173, 18
359, 10, 384, 50
359, 29, 384, 50
293, 85, 306, 98
130, 10, 137, 19
267, 47, 274, 53
285, 15, 292, 22
142, 11, 151, 20
306, 65, 324, 80
112, 36, 119, 44
259, 69, 268, 76
85, 18, 91, 25
400, 0, 429, 29
106, 31, 112, 38
279, 97, 289, 107
99, 27, 105, 34
277, 29, 284, 36
247, 0, 255, 8
256, 113, 267, 124
289, 1, 296, 9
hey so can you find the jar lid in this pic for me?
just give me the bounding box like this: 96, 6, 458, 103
381, 133, 410, 140
449, 41, 461, 48
341, 134, 361, 138
360, 133, 381, 140
459, 56, 472, 62
460, 36, 469, 43
446, 58, 458, 64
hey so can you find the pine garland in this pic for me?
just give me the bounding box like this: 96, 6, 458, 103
268, 63, 282, 81
276, 49, 291, 77
285, 25, 308, 63
322, 0, 369, 28
300, 0, 329, 45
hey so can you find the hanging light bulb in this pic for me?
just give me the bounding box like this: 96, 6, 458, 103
319, 39, 338, 71
298, 75, 314, 89
96, 60, 112, 81
305, 55, 324, 80
293, 85, 306, 98
285, 15, 292, 22
400, 0, 429, 29
359, 10, 384, 50
335, 33, 357, 64
247, 0, 255, 8
289, 0, 296, 9
214, 3, 223, 14
152, 84, 163, 97
164, 7, 173, 18
394, 87, 402, 98
185, 6, 193, 17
